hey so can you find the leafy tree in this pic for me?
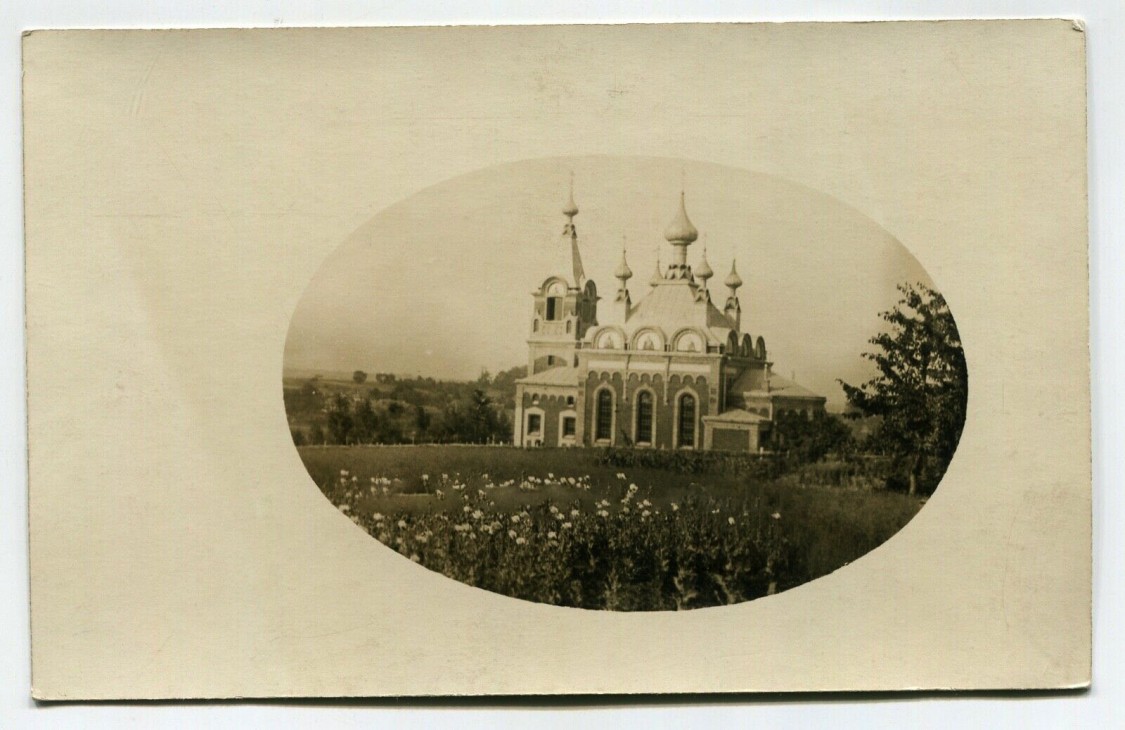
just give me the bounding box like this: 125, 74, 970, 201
839, 283, 968, 496
354, 398, 380, 443
326, 392, 356, 444
414, 404, 432, 438
772, 410, 854, 463
353, 370, 368, 384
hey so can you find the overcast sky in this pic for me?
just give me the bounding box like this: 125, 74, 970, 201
284, 155, 936, 410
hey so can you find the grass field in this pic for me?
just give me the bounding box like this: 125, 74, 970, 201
299, 445, 923, 610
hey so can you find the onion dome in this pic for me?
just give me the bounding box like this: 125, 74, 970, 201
663, 192, 698, 244
725, 259, 743, 290
615, 247, 633, 282
563, 181, 579, 218
695, 247, 714, 283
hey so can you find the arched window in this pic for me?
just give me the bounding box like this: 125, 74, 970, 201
678, 393, 696, 448
566, 320, 572, 334
635, 391, 654, 444
595, 389, 613, 441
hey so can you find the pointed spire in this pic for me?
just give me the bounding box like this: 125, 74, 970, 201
650, 246, 663, 286
557, 173, 584, 285
563, 172, 579, 219
725, 259, 743, 290
664, 191, 698, 244
615, 235, 633, 282
696, 235, 714, 282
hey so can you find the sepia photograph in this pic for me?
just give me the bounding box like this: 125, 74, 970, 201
20, 18, 1094, 702
284, 157, 968, 610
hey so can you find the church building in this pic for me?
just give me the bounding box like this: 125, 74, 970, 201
513, 185, 825, 451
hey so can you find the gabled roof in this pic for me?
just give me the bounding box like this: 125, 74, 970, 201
703, 408, 770, 424
516, 366, 580, 387
730, 369, 824, 400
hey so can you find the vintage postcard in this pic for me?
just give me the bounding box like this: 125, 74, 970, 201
24, 21, 1089, 698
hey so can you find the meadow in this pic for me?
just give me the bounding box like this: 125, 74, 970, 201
300, 445, 923, 611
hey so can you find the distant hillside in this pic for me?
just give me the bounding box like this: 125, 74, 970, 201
283, 364, 527, 446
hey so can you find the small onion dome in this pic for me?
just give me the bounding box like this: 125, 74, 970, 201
695, 249, 714, 282
650, 258, 664, 286
615, 250, 633, 282
663, 192, 698, 244
563, 185, 579, 218
725, 260, 743, 290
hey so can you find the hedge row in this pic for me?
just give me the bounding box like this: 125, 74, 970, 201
593, 447, 787, 479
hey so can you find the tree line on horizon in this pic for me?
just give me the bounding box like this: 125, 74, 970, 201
286, 367, 524, 447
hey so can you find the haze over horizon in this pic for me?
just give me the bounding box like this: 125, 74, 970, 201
284, 156, 937, 411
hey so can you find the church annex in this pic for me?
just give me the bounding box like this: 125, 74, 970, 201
513, 186, 825, 451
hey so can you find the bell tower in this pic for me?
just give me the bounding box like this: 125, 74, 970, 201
526, 180, 599, 374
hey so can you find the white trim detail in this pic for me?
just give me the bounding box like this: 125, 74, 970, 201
591, 384, 617, 445
672, 386, 701, 450
632, 386, 658, 446
557, 409, 578, 446
524, 406, 546, 448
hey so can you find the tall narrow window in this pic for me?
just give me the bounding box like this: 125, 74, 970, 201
546, 297, 560, 320
678, 393, 696, 448
595, 390, 613, 441
635, 391, 654, 444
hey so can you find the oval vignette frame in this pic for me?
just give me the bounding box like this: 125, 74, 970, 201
283, 155, 968, 612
